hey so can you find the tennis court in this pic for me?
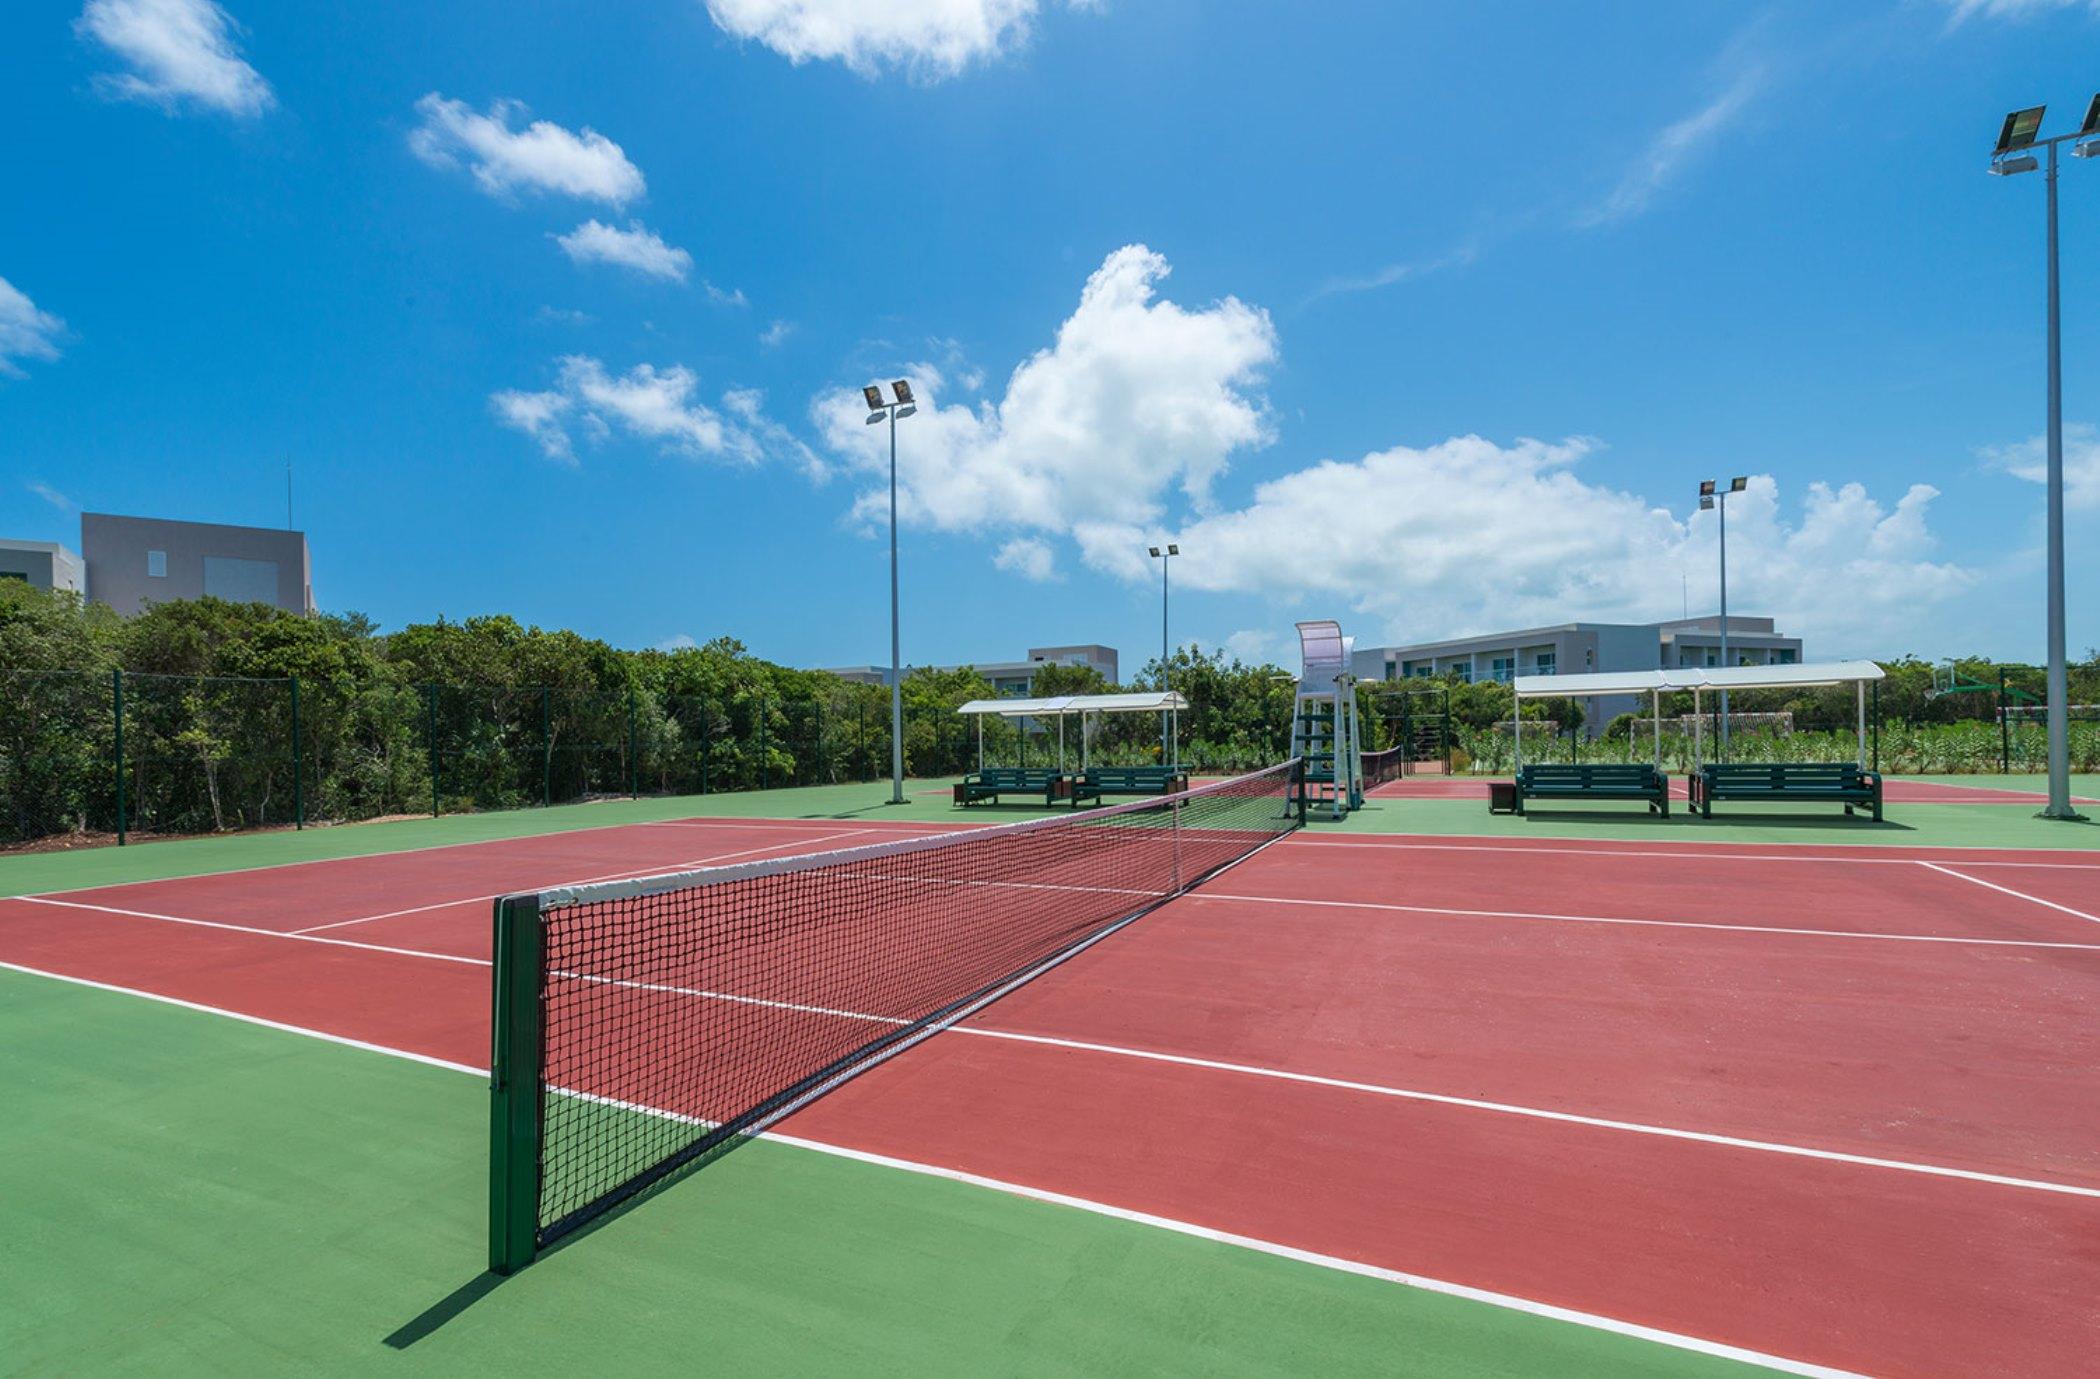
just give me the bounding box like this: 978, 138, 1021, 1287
4, 775, 2098, 1377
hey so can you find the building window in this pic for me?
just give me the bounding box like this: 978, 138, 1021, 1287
1535, 651, 1556, 676
1453, 663, 1473, 683
1410, 664, 1433, 679
147, 550, 167, 578
1489, 656, 1514, 683
1777, 648, 1796, 665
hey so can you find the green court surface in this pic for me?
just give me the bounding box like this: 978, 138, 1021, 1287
5, 771, 2090, 1375
0, 970, 1765, 1377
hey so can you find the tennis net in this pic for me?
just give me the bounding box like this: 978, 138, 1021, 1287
1362, 745, 1408, 789
489, 758, 1303, 1270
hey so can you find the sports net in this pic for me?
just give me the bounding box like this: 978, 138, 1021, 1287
1362, 745, 1407, 789
490, 758, 1304, 1266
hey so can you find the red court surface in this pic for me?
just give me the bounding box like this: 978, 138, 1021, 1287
1370, 776, 2100, 805
4, 816, 2097, 1378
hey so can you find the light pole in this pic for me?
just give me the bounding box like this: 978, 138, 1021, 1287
864, 381, 918, 804
1991, 98, 2096, 821
1148, 543, 1178, 762
1699, 476, 1747, 755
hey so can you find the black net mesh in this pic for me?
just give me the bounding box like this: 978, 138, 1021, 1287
524, 759, 1302, 1245
1362, 745, 1407, 788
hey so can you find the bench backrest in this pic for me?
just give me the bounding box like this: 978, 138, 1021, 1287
1085, 767, 1184, 786
1518, 764, 1661, 787
978, 767, 1062, 787
1700, 762, 1870, 784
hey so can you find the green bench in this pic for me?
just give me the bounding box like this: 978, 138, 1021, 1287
953, 767, 1066, 806
1691, 763, 1883, 821
1514, 763, 1670, 816
1068, 766, 1190, 807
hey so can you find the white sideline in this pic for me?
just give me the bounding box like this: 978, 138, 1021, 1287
10, 883, 2099, 1198
1917, 862, 2100, 927
0, 956, 1873, 1379
289, 830, 875, 934
1194, 891, 2100, 952
1289, 835, 2100, 868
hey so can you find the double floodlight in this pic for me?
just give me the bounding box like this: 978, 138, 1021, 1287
1990, 97, 2100, 170
863, 379, 918, 424
1148, 543, 1180, 557
1698, 476, 1746, 511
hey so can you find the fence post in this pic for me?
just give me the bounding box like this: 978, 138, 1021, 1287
112, 669, 126, 846
700, 701, 710, 795
426, 683, 440, 818
1999, 669, 2011, 774
627, 686, 638, 799
540, 686, 552, 808
290, 675, 303, 829
1872, 680, 1881, 774
759, 697, 769, 791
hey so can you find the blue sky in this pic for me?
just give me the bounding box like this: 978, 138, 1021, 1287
3, 0, 2097, 674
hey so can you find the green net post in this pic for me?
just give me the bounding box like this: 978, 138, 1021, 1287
112, 669, 127, 847
2000, 669, 2011, 774
290, 675, 304, 829
489, 892, 544, 1275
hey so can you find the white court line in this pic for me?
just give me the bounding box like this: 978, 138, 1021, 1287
13, 895, 489, 967
1193, 891, 2100, 953
1289, 835, 2100, 869
289, 830, 874, 935
0, 957, 1868, 1379
1918, 862, 2100, 928
11, 878, 2098, 1200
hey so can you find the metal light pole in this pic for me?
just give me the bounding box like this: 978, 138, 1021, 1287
865, 382, 918, 804
1699, 477, 1747, 755
1991, 99, 2095, 820
1148, 543, 1178, 762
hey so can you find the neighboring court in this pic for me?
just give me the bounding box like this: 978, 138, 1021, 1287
3, 775, 2098, 1377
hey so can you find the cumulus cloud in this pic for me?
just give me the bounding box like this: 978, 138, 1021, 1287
1578, 64, 1763, 227
0, 278, 65, 377
761, 319, 795, 348
493, 356, 804, 467
410, 95, 645, 205
993, 537, 1058, 581
76, 0, 274, 116
704, 282, 749, 307
704, 0, 1077, 77
554, 220, 692, 281
815, 244, 1277, 534
1076, 440, 1971, 652
1982, 423, 2100, 510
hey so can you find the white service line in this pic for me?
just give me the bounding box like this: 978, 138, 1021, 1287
1917, 861, 2100, 927
0, 956, 1869, 1379
1194, 891, 2100, 953
11, 880, 2098, 1201
1287, 835, 2100, 869
288, 829, 875, 935
14, 895, 490, 966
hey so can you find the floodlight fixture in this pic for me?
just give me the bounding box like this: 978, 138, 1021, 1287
896, 404, 916, 419
2076, 142, 2100, 160
1698, 479, 1716, 497
863, 385, 885, 410
865, 412, 883, 424
1990, 155, 2040, 175
891, 379, 914, 405
1729, 476, 1748, 493
1148, 546, 1161, 557
2083, 93, 2100, 137
1168, 543, 1180, 555
1996, 105, 2046, 154
1699, 495, 1715, 510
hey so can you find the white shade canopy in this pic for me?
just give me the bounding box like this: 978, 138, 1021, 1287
955, 691, 1191, 718
1511, 660, 1885, 699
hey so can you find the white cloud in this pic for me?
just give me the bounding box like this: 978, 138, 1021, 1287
704, 282, 749, 307
1308, 243, 1479, 302
815, 244, 1277, 536
1075, 440, 1972, 653
26, 480, 79, 512
657, 634, 700, 651
554, 220, 692, 281
993, 537, 1058, 581
703, 0, 1076, 78
761, 319, 795, 348
493, 356, 804, 467
76, 0, 274, 117
1942, 0, 2098, 20
0, 278, 65, 377
1982, 423, 2100, 510
1578, 64, 1763, 228
409, 95, 645, 205
1222, 628, 1288, 667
